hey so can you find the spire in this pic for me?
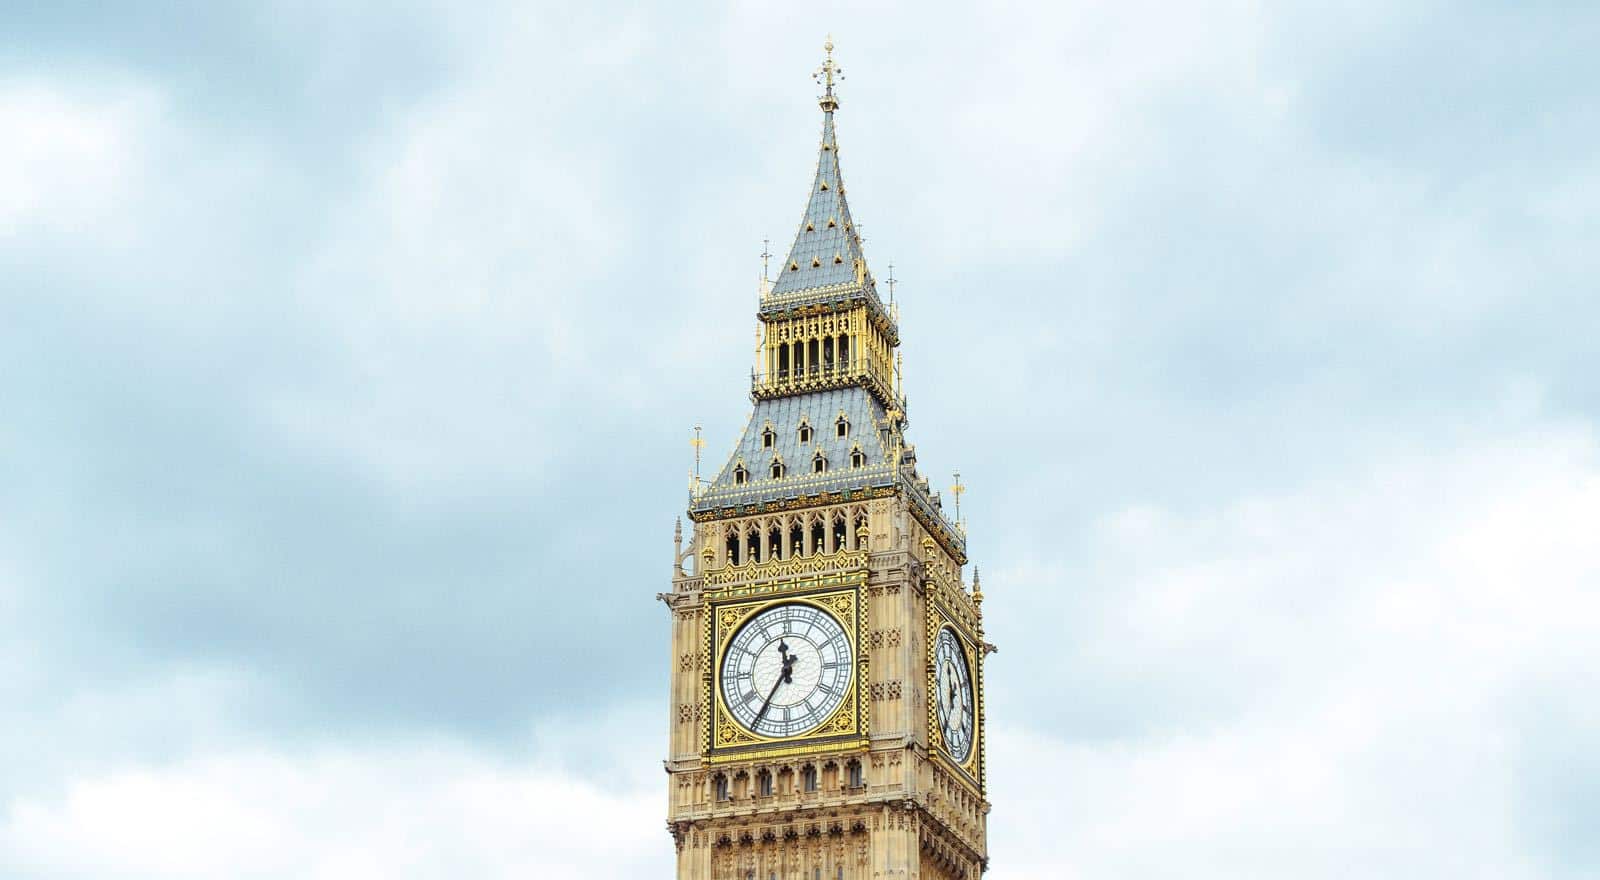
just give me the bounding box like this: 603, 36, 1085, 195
769, 37, 868, 298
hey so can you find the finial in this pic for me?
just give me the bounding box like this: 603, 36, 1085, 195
972, 566, 983, 604
950, 471, 965, 523
895, 351, 904, 397
690, 425, 705, 494
814, 36, 843, 111
886, 263, 897, 305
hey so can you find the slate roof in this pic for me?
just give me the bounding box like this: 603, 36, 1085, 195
769, 109, 865, 296
699, 386, 891, 505
692, 387, 967, 562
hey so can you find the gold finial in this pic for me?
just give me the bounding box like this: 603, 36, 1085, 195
690, 425, 705, 494
950, 471, 965, 523
814, 35, 843, 111
972, 566, 983, 604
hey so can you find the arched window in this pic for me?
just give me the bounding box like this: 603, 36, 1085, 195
789, 520, 804, 557
801, 764, 818, 792
850, 448, 865, 468
798, 421, 813, 444
746, 527, 761, 564
725, 531, 740, 566
757, 770, 773, 797
846, 759, 864, 789
812, 453, 827, 474
811, 518, 826, 555
767, 524, 782, 560
770, 458, 786, 480
836, 416, 849, 438
713, 773, 729, 801
734, 464, 748, 485
761, 427, 775, 449
832, 515, 847, 554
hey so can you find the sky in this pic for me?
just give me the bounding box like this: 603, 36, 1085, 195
2, 1, 1598, 877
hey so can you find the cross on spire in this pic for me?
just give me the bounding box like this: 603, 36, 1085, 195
814, 35, 843, 111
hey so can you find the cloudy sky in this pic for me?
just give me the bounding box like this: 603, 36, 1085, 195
3, 1, 1598, 877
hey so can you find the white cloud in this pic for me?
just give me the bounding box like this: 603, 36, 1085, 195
0, 740, 669, 879
983, 421, 1600, 878
0, 79, 158, 240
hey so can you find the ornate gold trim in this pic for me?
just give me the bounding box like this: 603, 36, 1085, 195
927, 601, 984, 793
705, 580, 869, 763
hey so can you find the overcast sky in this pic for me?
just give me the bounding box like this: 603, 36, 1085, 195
3, 2, 1598, 877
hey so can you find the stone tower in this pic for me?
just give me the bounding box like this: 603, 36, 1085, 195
662, 41, 990, 880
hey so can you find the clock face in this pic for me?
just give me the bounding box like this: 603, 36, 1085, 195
934, 626, 975, 763
720, 602, 853, 739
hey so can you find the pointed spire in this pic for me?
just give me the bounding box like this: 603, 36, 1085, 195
770, 38, 868, 298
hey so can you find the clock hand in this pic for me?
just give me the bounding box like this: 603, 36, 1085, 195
753, 650, 798, 723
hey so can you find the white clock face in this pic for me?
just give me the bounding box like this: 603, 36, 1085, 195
934, 626, 975, 762
720, 602, 853, 738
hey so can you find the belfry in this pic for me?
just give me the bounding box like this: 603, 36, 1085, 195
662, 40, 991, 879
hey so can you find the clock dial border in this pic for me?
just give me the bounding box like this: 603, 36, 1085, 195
719, 601, 854, 739
705, 580, 868, 764
927, 600, 984, 791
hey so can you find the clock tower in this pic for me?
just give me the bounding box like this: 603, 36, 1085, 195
662, 41, 991, 880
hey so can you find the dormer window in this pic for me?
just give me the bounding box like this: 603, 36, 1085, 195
798, 421, 812, 444
771, 459, 786, 480
850, 448, 865, 468
836, 416, 849, 438
761, 427, 775, 449
812, 453, 827, 474
734, 464, 749, 485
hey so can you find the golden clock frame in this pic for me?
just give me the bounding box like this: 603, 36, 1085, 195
927, 599, 984, 792
703, 572, 869, 765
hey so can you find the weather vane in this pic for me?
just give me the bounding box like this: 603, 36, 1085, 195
950, 471, 966, 523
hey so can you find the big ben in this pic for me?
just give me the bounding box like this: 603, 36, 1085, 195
662, 40, 990, 880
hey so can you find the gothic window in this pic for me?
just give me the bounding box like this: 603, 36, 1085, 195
812, 453, 827, 474
757, 770, 773, 797
726, 531, 740, 566
811, 518, 826, 555
762, 427, 775, 449
836, 416, 849, 438
771, 458, 786, 480
839, 335, 850, 368
714, 773, 729, 801
832, 514, 847, 554
850, 447, 865, 468
734, 464, 748, 485
801, 764, 817, 792
746, 527, 761, 563
789, 521, 804, 557
778, 345, 789, 379
798, 421, 812, 444
846, 759, 863, 789
767, 524, 782, 560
